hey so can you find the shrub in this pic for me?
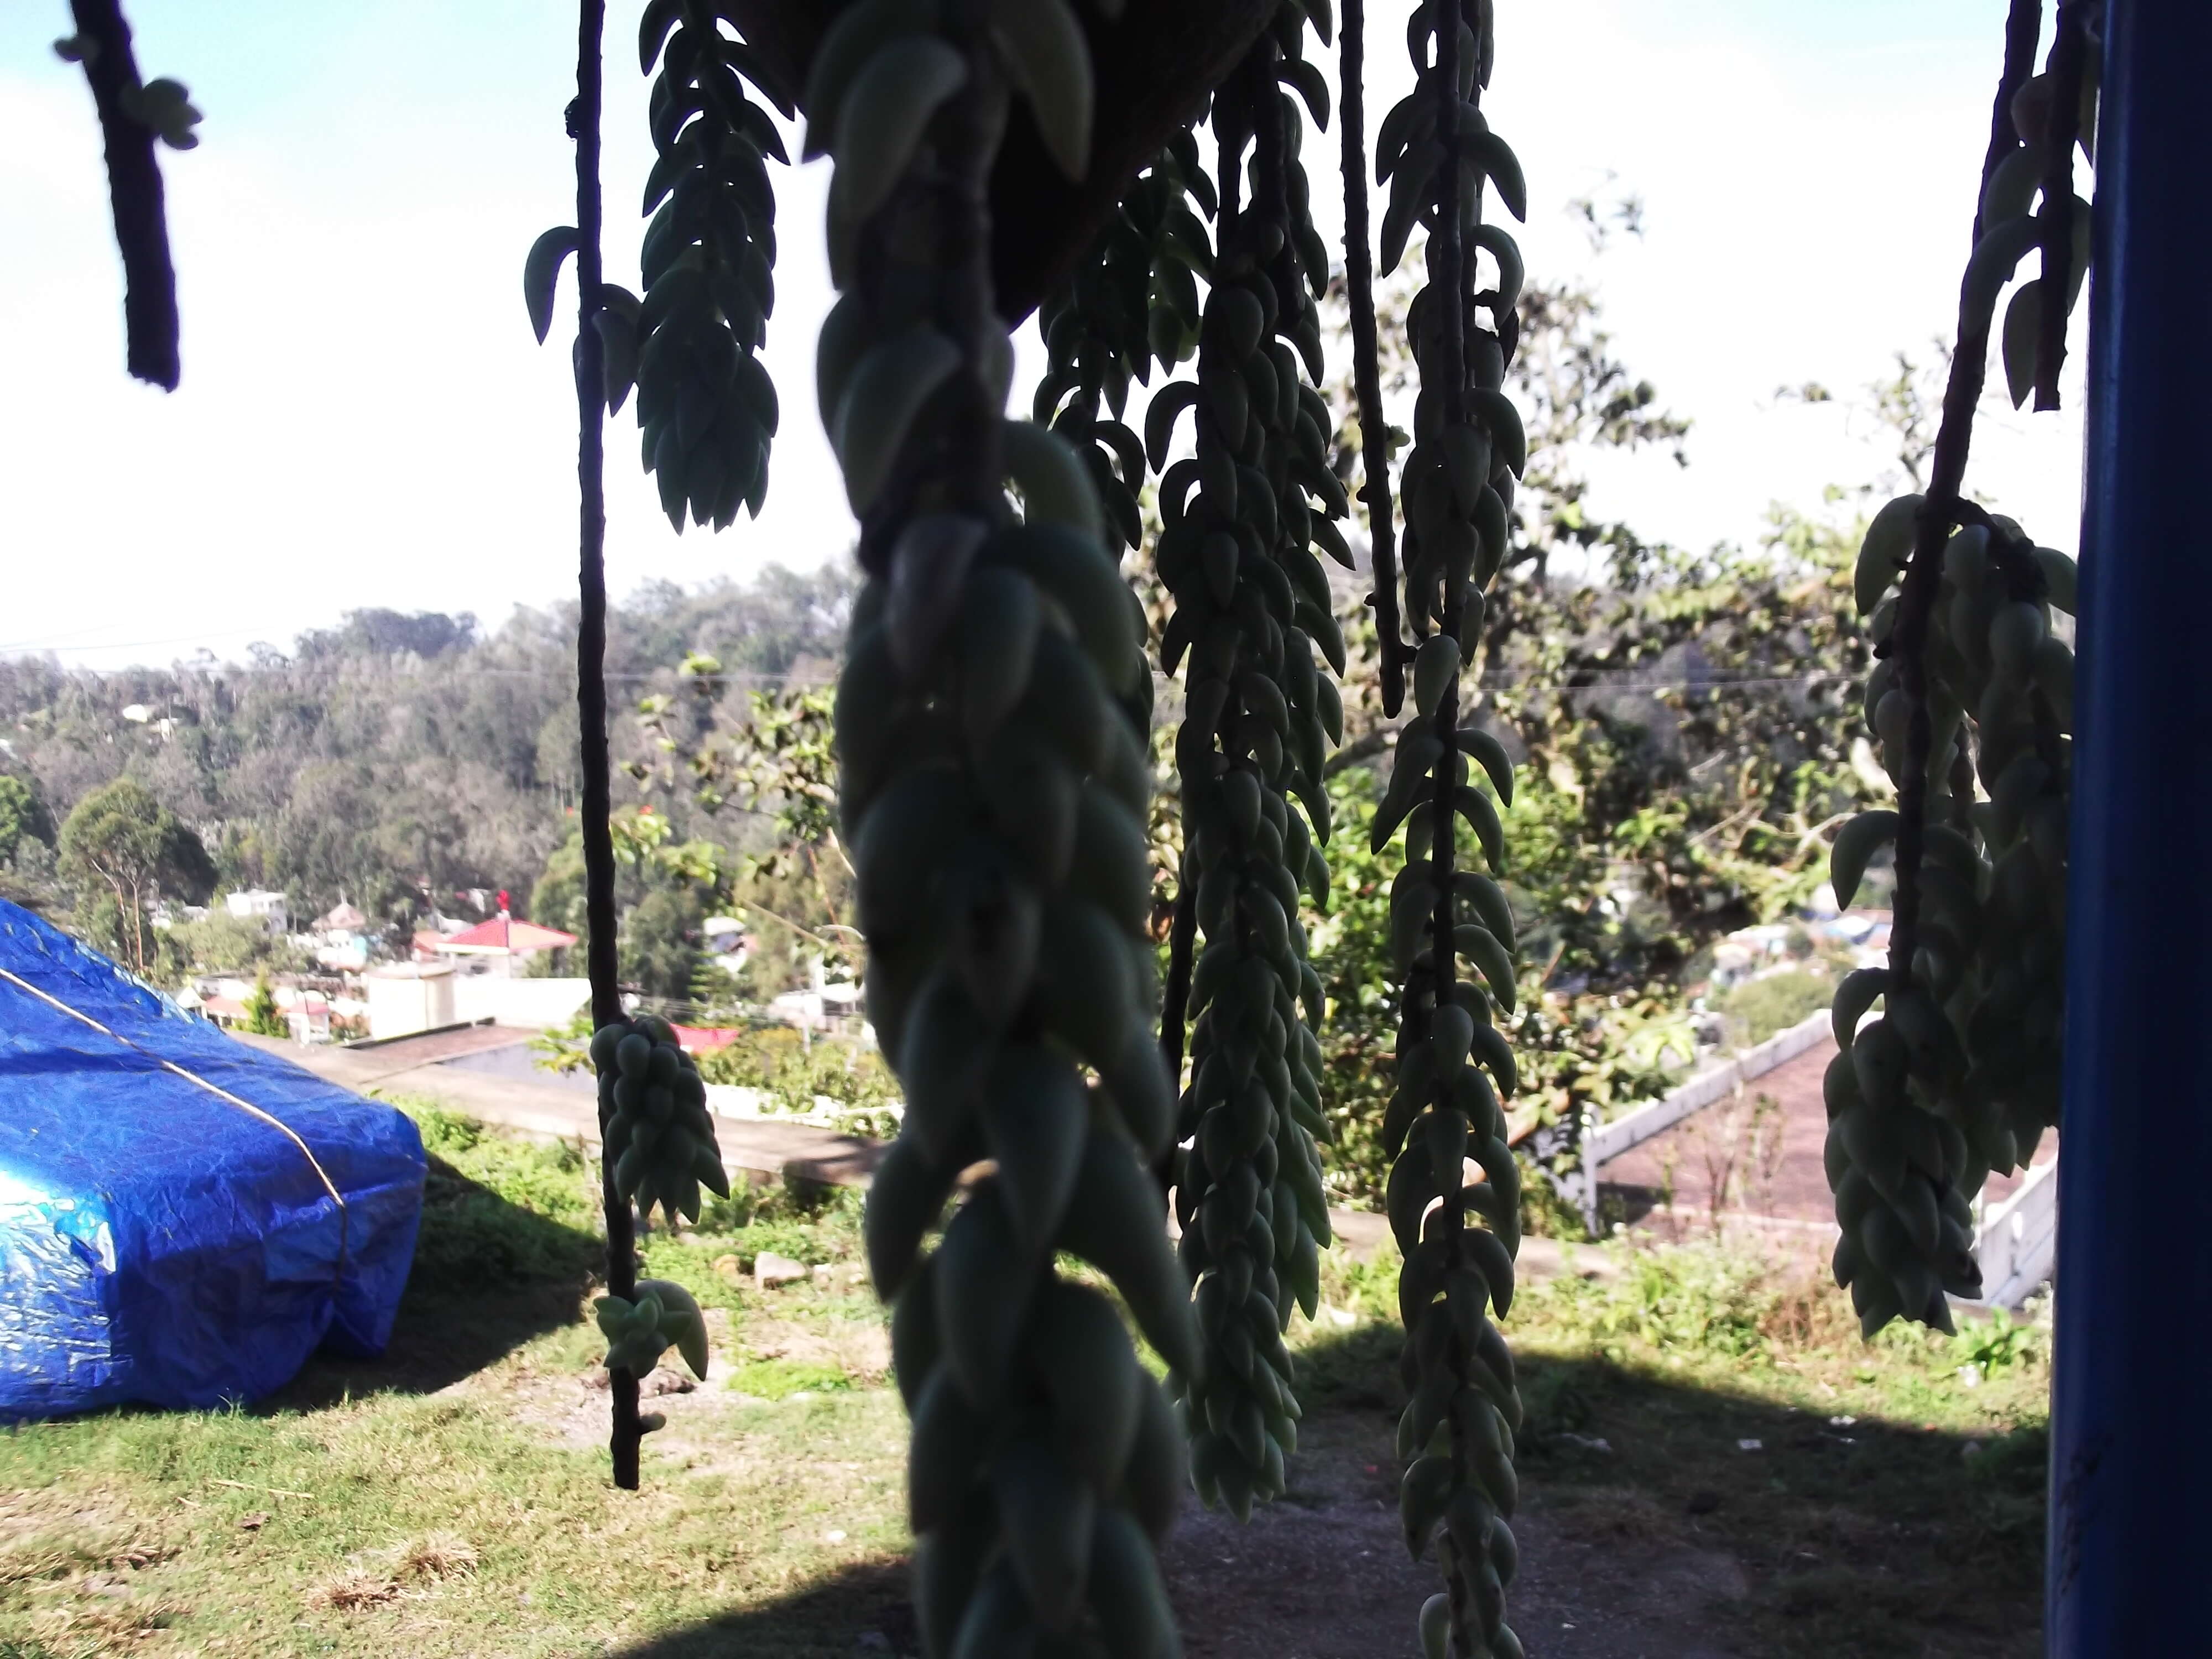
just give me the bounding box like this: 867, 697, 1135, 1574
1710, 967, 1833, 1047
693, 1025, 900, 1136
400, 1104, 601, 1292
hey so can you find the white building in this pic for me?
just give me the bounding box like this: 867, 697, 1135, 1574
225, 890, 290, 934
769, 958, 864, 1035
363, 962, 455, 1040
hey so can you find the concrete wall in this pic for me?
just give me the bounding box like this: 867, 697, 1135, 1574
452, 975, 591, 1030
1584, 1011, 1834, 1167
364, 968, 455, 1039
1963, 1159, 2060, 1311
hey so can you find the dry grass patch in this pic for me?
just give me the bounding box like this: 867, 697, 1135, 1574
305, 1567, 401, 1612
22, 1592, 186, 1649
396, 1532, 479, 1583
1540, 1483, 1681, 1546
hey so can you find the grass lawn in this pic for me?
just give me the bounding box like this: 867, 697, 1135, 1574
1, 1107, 2048, 1658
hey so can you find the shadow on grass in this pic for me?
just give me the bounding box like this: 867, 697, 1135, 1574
610, 1561, 917, 1658
1296, 1321, 2046, 1657
600, 1317, 2045, 1659
267, 1151, 604, 1410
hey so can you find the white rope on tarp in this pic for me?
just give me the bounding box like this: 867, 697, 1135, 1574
0, 966, 351, 1270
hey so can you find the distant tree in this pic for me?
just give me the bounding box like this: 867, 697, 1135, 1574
532, 807, 724, 1008
239, 969, 289, 1037
295, 608, 479, 660
0, 570, 843, 945
1290, 237, 1877, 1212
628, 678, 858, 991
162, 909, 300, 977
0, 774, 56, 865
610, 565, 854, 680
56, 778, 217, 973
623, 885, 707, 1008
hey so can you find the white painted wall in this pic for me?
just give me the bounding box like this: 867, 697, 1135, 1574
452, 975, 591, 1030
364, 966, 455, 1039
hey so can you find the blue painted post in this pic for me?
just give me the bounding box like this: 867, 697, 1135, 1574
2047, 0, 2212, 1648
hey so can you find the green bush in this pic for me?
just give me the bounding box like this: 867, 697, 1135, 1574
397, 1103, 869, 1302
401, 1104, 602, 1292
693, 1025, 900, 1136
1952, 1307, 2041, 1381
1307, 769, 1691, 1227
527, 1004, 594, 1074
1710, 967, 1833, 1047
1518, 1242, 1783, 1363
164, 910, 303, 977
695, 1174, 865, 1266
240, 970, 291, 1037
409, 1106, 600, 1229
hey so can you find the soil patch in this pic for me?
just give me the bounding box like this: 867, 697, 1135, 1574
1164, 1410, 1749, 1659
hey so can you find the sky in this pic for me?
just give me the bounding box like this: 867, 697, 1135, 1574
0, 1, 2086, 669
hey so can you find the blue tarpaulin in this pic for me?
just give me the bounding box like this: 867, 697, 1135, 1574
0, 899, 425, 1419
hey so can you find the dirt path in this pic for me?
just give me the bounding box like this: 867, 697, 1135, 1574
1163, 1411, 1747, 1659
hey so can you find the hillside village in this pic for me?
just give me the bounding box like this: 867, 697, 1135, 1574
9, 0, 2172, 1648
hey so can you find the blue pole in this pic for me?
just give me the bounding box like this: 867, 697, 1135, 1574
2048, 0, 2212, 1648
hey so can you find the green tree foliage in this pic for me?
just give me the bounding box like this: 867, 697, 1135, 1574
634, 679, 848, 891
239, 969, 290, 1037
1291, 219, 1880, 1218
295, 608, 479, 660
0, 774, 55, 867
531, 806, 724, 1008
55, 777, 216, 974
692, 1023, 901, 1136
1311, 513, 1871, 1215
629, 672, 859, 998
1482, 515, 1871, 987
0, 568, 851, 948
159, 909, 303, 977
625, 885, 710, 1008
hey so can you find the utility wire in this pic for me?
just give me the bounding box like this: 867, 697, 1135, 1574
0, 658, 1845, 695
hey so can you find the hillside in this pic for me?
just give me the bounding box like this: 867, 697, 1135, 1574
0, 565, 852, 961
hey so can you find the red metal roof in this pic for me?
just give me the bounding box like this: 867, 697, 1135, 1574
670, 1024, 740, 1055
436, 916, 577, 952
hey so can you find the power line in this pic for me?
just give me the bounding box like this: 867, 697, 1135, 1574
1, 651, 1848, 698
0, 627, 268, 656
1476, 669, 1852, 694
0, 656, 838, 687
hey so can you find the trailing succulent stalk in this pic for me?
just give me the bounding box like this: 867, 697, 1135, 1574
1031, 134, 1218, 1096
1337, 0, 1407, 717
1035, 134, 1220, 560
1369, 2, 1531, 1653
1144, 0, 1351, 1520
526, 0, 767, 1489
630, 0, 787, 528
809, 1, 1195, 1653
1825, 0, 2094, 1338
525, 0, 658, 1492
58, 0, 200, 390
586, 1013, 722, 1433
523, 3, 787, 532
